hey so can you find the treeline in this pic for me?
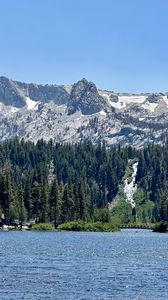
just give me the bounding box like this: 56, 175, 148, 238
136, 141, 168, 223
0, 138, 133, 226
1, 138, 168, 227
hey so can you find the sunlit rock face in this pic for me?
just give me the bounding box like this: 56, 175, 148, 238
0, 76, 26, 108
0, 75, 168, 148
67, 78, 108, 115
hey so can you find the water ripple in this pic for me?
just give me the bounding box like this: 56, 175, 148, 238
0, 230, 167, 299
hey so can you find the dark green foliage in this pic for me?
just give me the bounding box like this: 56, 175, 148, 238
153, 221, 168, 232
111, 199, 132, 225
32, 222, 54, 231
1, 137, 168, 227
133, 189, 154, 223
0, 138, 128, 226
135, 142, 168, 222
94, 208, 111, 223
159, 190, 168, 221
49, 179, 60, 228
58, 221, 119, 232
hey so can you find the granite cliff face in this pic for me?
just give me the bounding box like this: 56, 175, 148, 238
14, 80, 70, 105
0, 76, 26, 108
67, 78, 108, 115
0, 75, 168, 148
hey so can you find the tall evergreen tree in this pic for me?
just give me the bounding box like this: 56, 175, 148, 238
49, 179, 60, 228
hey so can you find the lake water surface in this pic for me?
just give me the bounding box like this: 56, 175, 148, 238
0, 229, 167, 299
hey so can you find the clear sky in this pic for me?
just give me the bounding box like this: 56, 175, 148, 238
0, 0, 168, 92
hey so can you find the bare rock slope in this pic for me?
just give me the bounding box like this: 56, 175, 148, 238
0, 76, 168, 147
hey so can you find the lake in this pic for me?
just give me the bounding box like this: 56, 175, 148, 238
0, 229, 167, 299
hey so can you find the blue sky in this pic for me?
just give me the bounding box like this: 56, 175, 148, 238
0, 0, 168, 92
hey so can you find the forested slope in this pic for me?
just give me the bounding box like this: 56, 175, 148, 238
0, 138, 130, 226
0, 138, 167, 227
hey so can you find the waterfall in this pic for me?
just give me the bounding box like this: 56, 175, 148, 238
124, 162, 138, 208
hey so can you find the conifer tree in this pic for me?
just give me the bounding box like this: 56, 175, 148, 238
77, 181, 88, 221
40, 182, 49, 223
61, 184, 74, 223
49, 179, 60, 228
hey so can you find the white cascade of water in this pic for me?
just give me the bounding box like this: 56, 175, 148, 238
124, 162, 138, 208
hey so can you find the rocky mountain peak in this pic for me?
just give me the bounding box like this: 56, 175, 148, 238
67, 78, 107, 115
0, 76, 26, 108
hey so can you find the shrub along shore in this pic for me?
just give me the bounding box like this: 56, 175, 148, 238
2, 221, 168, 232
1, 221, 120, 232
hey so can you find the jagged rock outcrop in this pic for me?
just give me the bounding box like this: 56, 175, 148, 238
0, 76, 26, 108
14, 81, 70, 105
0, 76, 70, 107
67, 78, 108, 115
146, 94, 162, 103
109, 94, 119, 103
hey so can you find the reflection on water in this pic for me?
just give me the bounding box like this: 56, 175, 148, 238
0, 229, 167, 299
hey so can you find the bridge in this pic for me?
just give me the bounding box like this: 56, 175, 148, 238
120, 224, 152, 230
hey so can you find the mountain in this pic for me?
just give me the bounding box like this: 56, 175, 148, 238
0, 75, 168, 147
67, 78, 109, 115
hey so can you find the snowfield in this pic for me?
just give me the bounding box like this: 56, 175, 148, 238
99, 90, 168, 113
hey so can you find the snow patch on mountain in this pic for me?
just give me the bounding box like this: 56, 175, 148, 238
25, 97, 38, 110
109, 99, 126, 110
10, 106, 19, 113
99, 91, 168, 114
119, 95, 146, 104
99, 110, 107, 116
100, 92, 147, 110
142, 101, 158, 112
0, 102, 19, 113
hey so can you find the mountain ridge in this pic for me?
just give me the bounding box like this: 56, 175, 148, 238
0, 75, 168, 147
